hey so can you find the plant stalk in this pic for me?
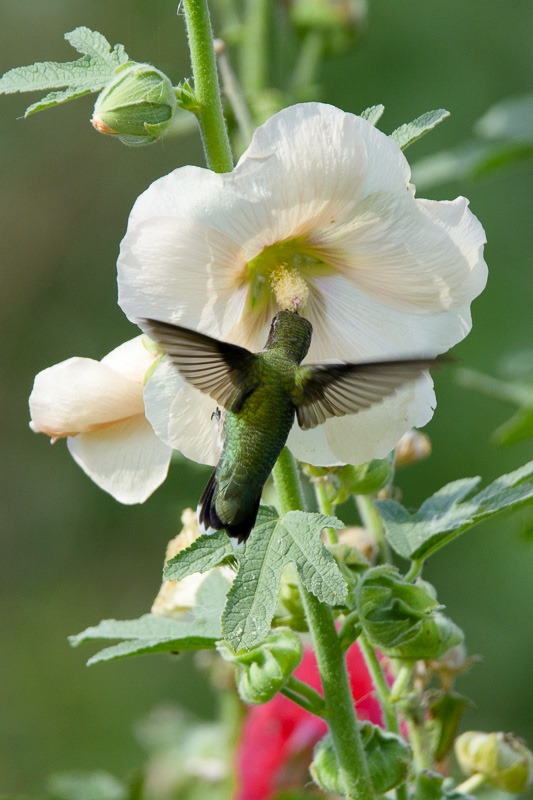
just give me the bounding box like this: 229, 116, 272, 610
182, 0, 233, 172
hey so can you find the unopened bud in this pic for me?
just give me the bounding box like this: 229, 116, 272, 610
92, 62, 177, 146
311, 726, 411, 795
455, 731, 533, 793
217, 628, 302, 705
356, 567, 463, 660
395, 429, 432, 467
339, 457, 394, 495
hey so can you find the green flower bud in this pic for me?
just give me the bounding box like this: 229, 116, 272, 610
338, 457, 394, 495
455, 731, 533, 793
356, 567, 463, 660
311, 725, 411, 795
414, 770, 467, 800
217, 628, 302, 705
92, 62, 177, 146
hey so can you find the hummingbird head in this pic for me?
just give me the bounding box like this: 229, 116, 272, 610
265, 310, 313, 362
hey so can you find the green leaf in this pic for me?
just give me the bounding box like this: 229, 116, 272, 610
378, 462, 533, 561
412, 140, 533, 188
495, 407, 533, 446
47, 772, 126, 800
69, 571, 230, 664
475, 93, 533, 144
360, 104, 385, 126
163, 530, 236, 581
0, 27, 129, 116
222, 507, 347, 651
390, 108, 449, 150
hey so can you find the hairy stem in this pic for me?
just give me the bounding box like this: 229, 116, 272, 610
273, 449, 375, 800
182, 0, 233, 172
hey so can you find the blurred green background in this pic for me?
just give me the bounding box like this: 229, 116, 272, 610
1, 0, 532, 794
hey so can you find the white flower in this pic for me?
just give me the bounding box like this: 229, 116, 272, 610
29, 336, 171, 503
118, 102, 487, 467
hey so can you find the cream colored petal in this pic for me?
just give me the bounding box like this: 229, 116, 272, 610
101, 335, 157, 381
67, 415, 171, 504
143, 360, 221, 466
29, 357, 143, 438
303, 274, 473, 365
288, 375, 435, 466
314, 194, 487, 314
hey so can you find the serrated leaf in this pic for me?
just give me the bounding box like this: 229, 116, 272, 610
360, 104, 385, 126
69, 571, 230, 664
0, 27, 129, 116
390, 109, 449, 150
222, 507, 347, 651
65, 27, 127, 69
378, 462, 533, 561
164, 530, 236, 581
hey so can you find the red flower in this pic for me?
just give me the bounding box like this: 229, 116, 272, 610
235, 642, 383, 800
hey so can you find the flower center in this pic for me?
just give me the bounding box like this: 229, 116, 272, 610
246, 237, 330, 313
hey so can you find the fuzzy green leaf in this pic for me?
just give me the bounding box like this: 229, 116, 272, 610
390, 109, 449, 150
360, 104, 385, 126
163, 530, 236, 581
0, 27, 129, 116
412, 140, 533, 188
378, 462, 533, 561
222, 507, 346, 651
69, 571, 230, 664
495, 407, 533, 446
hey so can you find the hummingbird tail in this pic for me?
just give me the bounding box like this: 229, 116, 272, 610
197, 470, 261, 544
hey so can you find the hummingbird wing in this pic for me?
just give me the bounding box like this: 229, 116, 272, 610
140, 318, 258, 412
293, 357, 439, 430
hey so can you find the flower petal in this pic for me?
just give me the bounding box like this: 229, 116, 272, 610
287, 374, 435, 466
143, 360, 220, 466
29, 357, 144, 438
67, 415, 171, 504
101, 335, 157, 381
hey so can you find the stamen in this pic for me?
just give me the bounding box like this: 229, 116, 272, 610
270, 263, 309, 312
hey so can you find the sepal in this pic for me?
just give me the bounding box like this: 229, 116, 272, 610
217, 627, 303, 704
310, 724, 411, 795
92, 62, 177, 145
356, 567, 463, 660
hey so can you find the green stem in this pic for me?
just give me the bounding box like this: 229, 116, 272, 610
314, 477, 339, 544
355, 494, 392, 563
273, 449, 375, 800
455, 774, 488, 794
290, 29, 324, 96
241, 0, 272, 96
404, 559, 424, 582
284, 675, 327, 717
215, 39, 255, 145
389, 662, 414, 703
272, 447, 307, 513
358, 635, 399, 734
182, 0, 233, 172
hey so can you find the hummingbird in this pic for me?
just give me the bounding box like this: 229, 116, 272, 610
141, 311, 438, 542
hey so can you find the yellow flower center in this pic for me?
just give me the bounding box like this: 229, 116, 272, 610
246, 237, 332, 313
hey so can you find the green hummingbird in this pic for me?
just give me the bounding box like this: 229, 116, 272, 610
141, 311, 438, 542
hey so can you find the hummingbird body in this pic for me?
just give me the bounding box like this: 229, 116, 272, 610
200, 314, 312, 539
141, 311, 438, 542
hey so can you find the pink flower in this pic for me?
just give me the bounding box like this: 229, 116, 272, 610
235, 642, 382, 800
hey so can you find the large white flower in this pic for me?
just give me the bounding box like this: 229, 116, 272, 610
29, 336, 171, 503
118, 102, 487, 467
